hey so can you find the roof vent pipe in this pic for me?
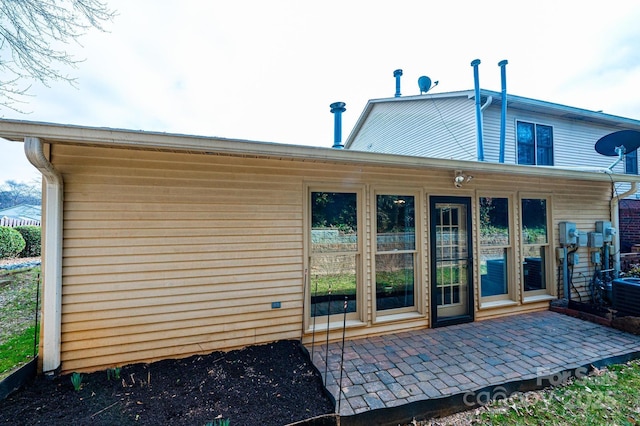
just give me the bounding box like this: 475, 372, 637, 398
330, 101, 346, 149
498, 60, 508, 163
393, 69, 403, 97
471, 59, 485, 161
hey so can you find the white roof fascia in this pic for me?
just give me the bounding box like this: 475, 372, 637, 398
1, 118, 639, 184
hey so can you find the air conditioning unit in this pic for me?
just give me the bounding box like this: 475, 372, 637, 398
612, 278, 640, 317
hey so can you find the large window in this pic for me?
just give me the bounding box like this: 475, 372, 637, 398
626, 150, 638, 175
521, 197, 549, 294
479, 197, 511, 299
375, 194, 417, 313
517, 121, 554, 166
309, 191, 360, 321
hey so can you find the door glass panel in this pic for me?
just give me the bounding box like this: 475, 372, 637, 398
434, 202, 470, 320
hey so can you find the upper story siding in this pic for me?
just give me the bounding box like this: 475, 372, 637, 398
347, 96, 477, 161
346, 90, 640, 197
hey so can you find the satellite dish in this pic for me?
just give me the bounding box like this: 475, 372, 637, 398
595, 130, 640, 156
418, 76, 432, 94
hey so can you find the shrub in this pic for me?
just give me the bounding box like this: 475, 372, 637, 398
14, 226, 41, 257
0, 226, 26, 258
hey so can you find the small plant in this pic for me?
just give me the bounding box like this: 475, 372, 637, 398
70, 372, 83, 391
206, 418, 230, 426
0, 226, 26, 258
14, 225, 41, 257
106, 366, 121, 380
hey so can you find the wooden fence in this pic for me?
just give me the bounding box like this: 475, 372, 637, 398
0, 217, 41, 227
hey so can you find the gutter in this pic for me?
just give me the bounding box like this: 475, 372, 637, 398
612, 182, 638, 273
2, 119, 640, 184
24, 137, 64, 376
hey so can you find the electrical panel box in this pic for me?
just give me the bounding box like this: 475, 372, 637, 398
569, 252, 579, 265
588, 232, 604, 248
596, 221, 617, 243
559, 222, 578, 246
579, 233, 588, 247
591, 251, 601, 264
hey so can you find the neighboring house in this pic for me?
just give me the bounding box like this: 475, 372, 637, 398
0, 203, 41, 226
1, 119, 639, 376
344, 88, 640, 250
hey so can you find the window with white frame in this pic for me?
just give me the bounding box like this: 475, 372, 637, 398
309, 190, 361, 322
479, 197, 512, 299
374, 193, 417, 313
517, 121, 554, 166
521, 197, 550, 294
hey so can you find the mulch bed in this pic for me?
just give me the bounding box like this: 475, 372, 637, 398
0, 340, 335, 426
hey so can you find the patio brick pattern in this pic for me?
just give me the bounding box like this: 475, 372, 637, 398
307, 311, 640, 416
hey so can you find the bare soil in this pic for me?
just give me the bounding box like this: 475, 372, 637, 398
0, 340, 335, 426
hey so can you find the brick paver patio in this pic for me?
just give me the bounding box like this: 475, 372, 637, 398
307, 311, 640, 420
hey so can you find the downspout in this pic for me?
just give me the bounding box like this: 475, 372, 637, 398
24, 137, 64, 376
471, 59, 484, 161
612, 181, 637, 274
498, 59, 508, 163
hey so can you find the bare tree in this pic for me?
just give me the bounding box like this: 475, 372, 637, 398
0, 180, 41, 209
0, 0, 115, 110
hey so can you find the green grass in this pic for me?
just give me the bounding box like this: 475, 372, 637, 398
0, 325, 38, 380
476, 361, 640, 425
311, 273, 356, 296
0, 266, 40, 379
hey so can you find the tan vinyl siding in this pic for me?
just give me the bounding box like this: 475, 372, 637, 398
51, 142, 615, 373
54, 144, 305, 373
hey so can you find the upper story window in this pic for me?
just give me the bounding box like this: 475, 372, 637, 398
626, 150, 638, 174
517, 121, 554, 166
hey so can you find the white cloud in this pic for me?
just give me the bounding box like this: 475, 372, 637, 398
2, 0, 640, 182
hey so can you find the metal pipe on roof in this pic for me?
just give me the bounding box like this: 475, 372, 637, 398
393, 69, 403, 98
471, 59, 485, 161
499, 60, 508, 163
330, 102, 346, 149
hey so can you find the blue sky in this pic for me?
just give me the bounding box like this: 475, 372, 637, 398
2, 0, 640, 183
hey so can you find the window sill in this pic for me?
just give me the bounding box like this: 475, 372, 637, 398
307, 319, 366, 333
479, 299, 519, 310
374, 311, 423, 324
523, 294, 555, 304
